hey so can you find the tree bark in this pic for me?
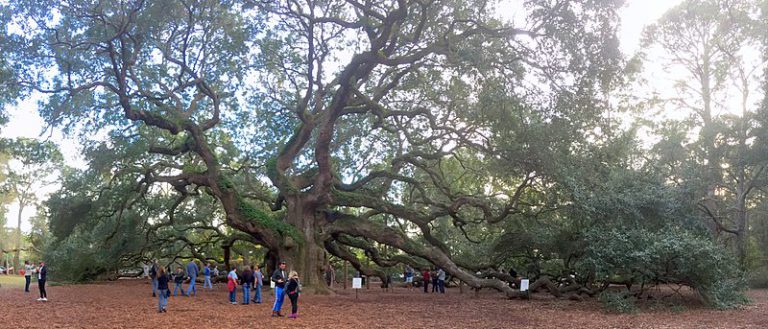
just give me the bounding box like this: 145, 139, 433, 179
276, 195, 330, 294
14, 203, 24, 272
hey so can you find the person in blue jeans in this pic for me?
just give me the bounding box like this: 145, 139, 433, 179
203, 264, 213, 289
172, 268, 186, 296
227, 268, 239, 304
436, 268, 446, 293
240, 266, 254, 304
252, 265, 264, 304
185, 260, 199, 296
271, 261, 288, 317
24, 260, 33, 293
157, 267, 169, 313
149, 259, 159, 297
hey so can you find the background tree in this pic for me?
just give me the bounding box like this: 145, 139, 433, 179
0, 138, 63, 270
640, 0, 767, 266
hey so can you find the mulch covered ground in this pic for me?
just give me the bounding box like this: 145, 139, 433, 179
1, 278, 767, 328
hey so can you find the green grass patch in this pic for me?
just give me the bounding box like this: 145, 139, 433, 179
0, 275, 26, 288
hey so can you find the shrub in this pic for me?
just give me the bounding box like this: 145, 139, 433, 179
599, 290, 637, 313
580, 228, 748, 310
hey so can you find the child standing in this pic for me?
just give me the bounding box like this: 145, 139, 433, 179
227, 267, 238, 305
286, 271, 300, 319
157, 267, 169, 313
173, 268, 186, 296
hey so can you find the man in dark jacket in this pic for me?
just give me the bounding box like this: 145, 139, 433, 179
271, 261, 288, 317
37, 261, 48, 301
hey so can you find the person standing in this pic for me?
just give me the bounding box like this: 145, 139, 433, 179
203, 264, 213, 290
271, 261, 288, 317
185, 260, 199, 297
149, 259, 159, 297
240, 266, 254, 305
24, 261, 33, 293
156, 267, 169, 313
37, 261, 48, 302
172, 268, 186, 296
404, 265, 414, 290
227, 267, 238, 305
421, 268, 430, 293
252, 265, 264, 304
437, 268, 446, 294
286, 271, 301, 319
431, 268, 439, 293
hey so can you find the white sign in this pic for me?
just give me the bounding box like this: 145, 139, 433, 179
520, 279, 529, 292
352, 277, 363, 289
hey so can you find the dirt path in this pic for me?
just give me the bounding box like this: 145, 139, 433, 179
0, 279, 767, 328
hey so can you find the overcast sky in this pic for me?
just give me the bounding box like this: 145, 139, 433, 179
0, 0, 683, 233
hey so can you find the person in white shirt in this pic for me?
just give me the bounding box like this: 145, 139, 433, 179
24, 261, 34, 293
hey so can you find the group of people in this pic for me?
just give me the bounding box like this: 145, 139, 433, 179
21, 260, 48, 302
148, 259, 301, 319
404, 265, 446, 293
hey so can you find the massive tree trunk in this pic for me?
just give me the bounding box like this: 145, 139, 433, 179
277, 195, 330, 294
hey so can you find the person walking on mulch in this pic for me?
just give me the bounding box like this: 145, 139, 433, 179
240, 266, 254, 305
172, 267, 186, 296
156, 267, 169, 313
185, 260, 200, 297
271, 261, 288, 317
227, 267, 239, 305
286, 271, 301, 319
203, 264, 213, 290
36, 262, 48, 302
252, 265, 264, 304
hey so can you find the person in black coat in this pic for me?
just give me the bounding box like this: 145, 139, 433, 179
157, 267, 170, 313
286, 271, 300, 319
37, 262, 48, 301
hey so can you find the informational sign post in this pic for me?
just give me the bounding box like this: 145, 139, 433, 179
520, 279, 529, 292
352, 277, 363, 299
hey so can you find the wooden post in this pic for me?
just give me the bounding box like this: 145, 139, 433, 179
344, 261, 348, 289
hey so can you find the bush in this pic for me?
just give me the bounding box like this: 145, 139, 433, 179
580, 228, 749, 310
599, 290, 637, 314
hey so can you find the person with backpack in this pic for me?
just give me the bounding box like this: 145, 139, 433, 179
286, 271, 301, 319
156, 267, 169, 313
227, 267, 239, 305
